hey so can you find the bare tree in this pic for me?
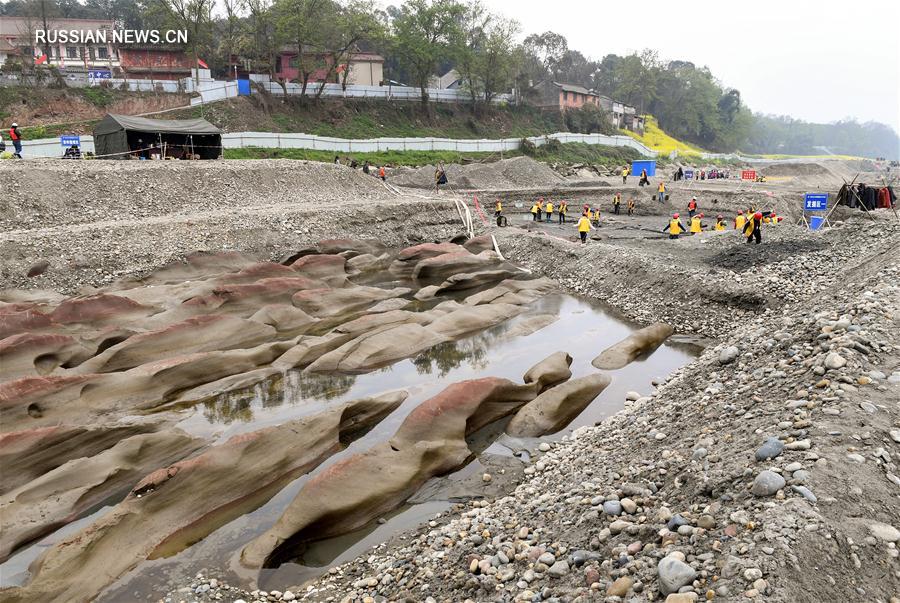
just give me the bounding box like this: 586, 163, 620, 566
159, 0, 216, 83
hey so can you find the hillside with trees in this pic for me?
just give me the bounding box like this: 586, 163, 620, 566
1, 0, 897, 157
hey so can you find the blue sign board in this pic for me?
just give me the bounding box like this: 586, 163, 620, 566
683, 169, 694, 180
631, 160, 657, 177
804, 193, 828, 211
88, 70, 111, 80
237, 79, 252, 96
60, 135, 81, 147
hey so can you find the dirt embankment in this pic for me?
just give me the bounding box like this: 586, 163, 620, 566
0, 87, 191, 132
0, 160, 466, 293
390, 156, 568, 191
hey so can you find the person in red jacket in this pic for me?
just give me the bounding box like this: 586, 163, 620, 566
9, 122, 22, 158
687, 196, 698, 218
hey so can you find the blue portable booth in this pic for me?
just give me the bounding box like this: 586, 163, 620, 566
631, 160, 656, 177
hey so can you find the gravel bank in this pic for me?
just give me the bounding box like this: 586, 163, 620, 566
0, 160, 466, 293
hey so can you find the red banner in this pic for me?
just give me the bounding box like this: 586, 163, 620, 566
741, 170, 757, 180
472, 196, 489, 226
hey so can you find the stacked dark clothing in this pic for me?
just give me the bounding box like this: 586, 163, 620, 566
836, 183, 895, 211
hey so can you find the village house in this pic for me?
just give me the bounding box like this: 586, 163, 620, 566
0, 16, 119, 72
273, 47, 384, 86
532, 80, 601, 111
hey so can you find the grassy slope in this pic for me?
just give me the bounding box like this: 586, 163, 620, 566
225, 142, 643, 167
186, 97, 566, 139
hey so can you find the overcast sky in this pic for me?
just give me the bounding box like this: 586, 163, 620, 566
472, 0, 900, 132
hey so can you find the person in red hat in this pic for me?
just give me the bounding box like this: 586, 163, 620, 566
734, 210, 746, 231
743, 211, 763, 244
662, 213, 687, 239
714, 214, 727, 231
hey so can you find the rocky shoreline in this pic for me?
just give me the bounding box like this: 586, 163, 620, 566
152, 214, 900, 603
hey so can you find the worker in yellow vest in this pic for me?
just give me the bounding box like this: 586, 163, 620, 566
530, 201, 539, 221
622, 166, 629, 184
591, 207, 601, 227
577, 212, 592, 243
495, 199, 503, 218
613, 193, 621, 214
558, 200, 568, 224
743, 211, 763, 244
734, 210, 746, 231
689, 213, 705, 234
663, 213, 687, 239
657, 181, 666, 201
714, 214, 727, 231
544, 199, 554, 223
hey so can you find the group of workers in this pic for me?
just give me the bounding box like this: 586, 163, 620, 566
664, 199, 782, 244
526, 198, 571, 224
498, 190, 782, 247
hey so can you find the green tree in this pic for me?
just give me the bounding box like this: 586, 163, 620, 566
329, 0, 387, 92
273, 0, 335, 96
391, 0, 465, 104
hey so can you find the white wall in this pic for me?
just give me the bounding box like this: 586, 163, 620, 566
19, 130, 659, 159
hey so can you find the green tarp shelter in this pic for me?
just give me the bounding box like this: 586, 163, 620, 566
92, 114, 222, 160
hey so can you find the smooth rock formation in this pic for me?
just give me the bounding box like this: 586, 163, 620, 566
592, 323, 674, 370
506, 373, 612, 437
523, 351, 573, 392
306, 323, 446, 373
0, 424, 153, 495
292, 286, 410, 318
74, 315, 278, 374
412, 250, 500, 282
0, 431, 202, 562
463, 277, 556, 306
50, 294, 157, 326
248, 304, 317, 334
427, 303, 522, 339
502, 314, 560, 340
0, 333, 89, 380
2, 394, 405, 603
289, 254, 348, 286
240, 377, 538, 569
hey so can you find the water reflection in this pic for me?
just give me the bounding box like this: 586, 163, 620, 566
413, 340, 487, 377
279, 371, 356, 404
199, 371, 358, 424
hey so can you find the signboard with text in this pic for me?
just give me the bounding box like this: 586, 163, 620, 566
741, 170, 757, 180
88, 70, 112, 84
804, 193, 828, 211
60, 135, 81, 147
683, 169, 694, 180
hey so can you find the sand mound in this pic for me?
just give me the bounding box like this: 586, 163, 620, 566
760, 162, 832, 177
391, 156, 566, 190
